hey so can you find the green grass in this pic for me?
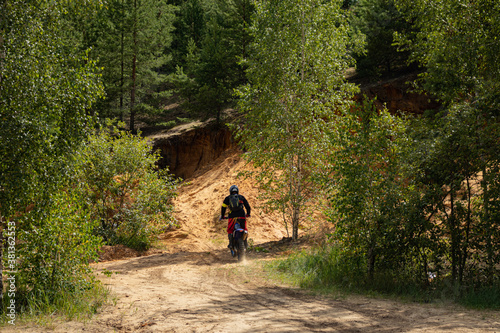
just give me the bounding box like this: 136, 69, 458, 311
459, 285, 500, 310
0, 281, 112, 327
267, 244, 500, 310
155, 120, 177, 128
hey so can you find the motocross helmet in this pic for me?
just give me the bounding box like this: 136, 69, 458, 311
229, 185, 239, 194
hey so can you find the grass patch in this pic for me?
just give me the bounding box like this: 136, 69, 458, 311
0, 281, 112, 327
459, 285, 500, 310
155, 120, 177, 128
268, 244, 500, 309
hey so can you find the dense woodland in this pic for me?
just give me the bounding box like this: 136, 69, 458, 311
1, 0, 500, 318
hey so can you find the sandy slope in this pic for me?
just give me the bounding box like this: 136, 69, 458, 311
4, 149, 499, 332
160, 148, 292, 253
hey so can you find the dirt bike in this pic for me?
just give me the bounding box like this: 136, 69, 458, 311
222, 216, 248, 262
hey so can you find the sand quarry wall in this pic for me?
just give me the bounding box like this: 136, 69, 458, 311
152, 121, 235, 180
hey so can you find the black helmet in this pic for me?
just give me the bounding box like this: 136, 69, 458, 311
229, 185, 239, 194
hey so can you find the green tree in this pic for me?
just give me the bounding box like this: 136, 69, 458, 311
231, 0, 254, 64
395, 0, 500, 286
171, 0, 207, 71
195, 17, 236, 122
76, 126, 179, 250
406, 103, 500, 287
16, 187, 103, 308
395, 0, 500, 104
237, 0, 360, 241
350, 0, 415, 78
174, 0, 254, 122
93, 0, 176, 131
91, 0, 134, 121
0, 0, 104, 309
193, 0, 253, 122
328, 100, 433, 283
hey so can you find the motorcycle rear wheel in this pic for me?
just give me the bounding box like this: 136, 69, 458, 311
237, 237, 246, 262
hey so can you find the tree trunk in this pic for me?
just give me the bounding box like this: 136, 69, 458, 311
449, 189, 458, 284
292, 156, 302, 241
292, 203, 299, 241
120, 2, 125, 122
130, 0, 137, 132
367, 245, 375, 282
459, 177, 472, 285
290, 5, 306, 242
482, 166, 494, 284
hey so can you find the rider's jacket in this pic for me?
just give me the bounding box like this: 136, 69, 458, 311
221, 194, 251, 219
221, 194, 251, 234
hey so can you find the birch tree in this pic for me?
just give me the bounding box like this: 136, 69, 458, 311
237, 0, 361, 240
0, 0, 104, 307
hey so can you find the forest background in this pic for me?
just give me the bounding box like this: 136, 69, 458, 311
1, 0, 500, 320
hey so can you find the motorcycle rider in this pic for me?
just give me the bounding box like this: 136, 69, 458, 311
220, 185, 251, 255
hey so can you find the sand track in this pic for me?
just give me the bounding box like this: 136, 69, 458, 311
11, 249, 498, 332
5, 149, 499, 332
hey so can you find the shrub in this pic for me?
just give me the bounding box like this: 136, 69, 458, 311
13, 189, 102, 311
75, 126, 179, 251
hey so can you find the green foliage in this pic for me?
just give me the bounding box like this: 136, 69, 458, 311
75, 126, 179, 250
459, 285, 500, 310
1, 279, 110, 324
274, 244, 500, 308
306, 0, 500, 297
394, 0, 500, 104
0, 0, 106, 316
407, 103, 500, 286
350, 0, 415, 78
327, 95, 500, 289
328, 99, 432, 282
173, 0, 254, 121
15, 190, 102, 307
274, 243, 432, 300
193, 15, 239, 121
394, 0, 500, 286
91, 0, 177, 130
0, 0, 105, 217
171, 0, 207, 70
237, 0, 360, 240
275, 245, 366, 291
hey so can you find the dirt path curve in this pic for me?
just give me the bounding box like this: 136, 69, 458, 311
16, 249, 497, 333
6, 150, 499, 332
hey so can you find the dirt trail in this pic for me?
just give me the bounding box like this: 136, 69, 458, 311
12, 250, 499, 333
6, 150, 499, 332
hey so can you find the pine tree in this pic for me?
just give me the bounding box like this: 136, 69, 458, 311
95, 0, 176, 131
173, 0, 254, 122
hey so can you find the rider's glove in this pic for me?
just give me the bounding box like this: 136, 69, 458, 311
246, 214, 250, 218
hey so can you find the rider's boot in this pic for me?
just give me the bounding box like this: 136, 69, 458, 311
228, 234, 235, 257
